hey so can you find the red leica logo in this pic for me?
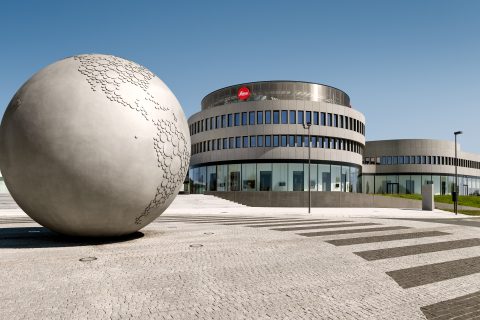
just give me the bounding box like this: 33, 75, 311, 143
237, 87, 250, 101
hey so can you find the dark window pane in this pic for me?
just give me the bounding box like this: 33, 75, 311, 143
281, 110, 288, 124
249, 111, 255, 125
227, 114, 233, 127
250, 136, 256, 147
296, 135, 303, 147
340, 115, 344, 128
265, 111, 271, 124
304, 135, 309, 147
321, 112, 326, 126
306, 111, 312, 124
327, 113, 332, 126
273, 135, 279, 147
313, 112, 319, 125
216, 116, 220, 129
265, 135, 271, 147
234, 113, 240, 126
298, 111, 304, 124
222, 115, 226, 128
243, 136, 248, 148
312, 136, 317, 147
257, 111, 263, 124
334, 114, 338, 127
236, 136, 241, 148
273, 110, 279, 124
223, 138, 228, 149
289, 110, 296, 124
345, 116, 349, 129
281, 135, 287, 147
229, 137, 234, 149
241, 112, 247, 126
289, 135, 295, 147
257, 135, 264, 147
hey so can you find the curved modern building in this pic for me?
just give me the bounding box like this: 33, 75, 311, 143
363, 139, 480, 195
188, 81, 366, 194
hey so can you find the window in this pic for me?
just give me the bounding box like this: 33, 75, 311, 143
281, 110, 288, 124
216, 116, 220, 129
422, 156, 426, 164
273, 135, 279, 147
236, 136, 241, 148
281, 135, 287, 147
296, 135, 303, 147
349, 118, 353, 130
318, 137, 323, 148
289, 110, 296, 124
217, 139, 221, 150
312, 136, 317, 147
321, 112, 326, 126
227, 114, 233, 127
250, 136, 256, 147
330, 137, 335, 149
229, 137, 234, 149
273, 110, 279, 124
222, 115, 226, 128
241, 112, 247, 126
345, 116, 349, 129
398, 156, 404, 164
304, 136, 309, 147
243, 136, 248, 148
200, 120, 203, 132
257, 111, 263, 124
289, 135, 295, 147
207, 140, 211, 151
298, 111, 304, 124
249, 111, 255, 125
327, 113, 332, 126
381, 156, 387, 165
340, 115, 344, 128
306, 111, 311, 124
257, 135, 264, 147
334, 114, 338, 127
223, 138, 228, 149
392, 156, 398, 165
313, 112, 319, 125
265, 135, 272, 147
234, 113, 240, 126
265, 111, 272, 124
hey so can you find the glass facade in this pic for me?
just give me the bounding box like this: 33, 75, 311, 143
189, 162, 361, 194
362, 174, 480, 195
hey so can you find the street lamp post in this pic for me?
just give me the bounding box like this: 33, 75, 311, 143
304, 122, 312, 213
454, 131, 463, 215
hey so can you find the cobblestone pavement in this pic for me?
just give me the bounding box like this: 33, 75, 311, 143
1, 196, 480, 319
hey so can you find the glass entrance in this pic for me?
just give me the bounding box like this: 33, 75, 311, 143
230, 172, 240, 191
406, 180, 414, 194
208, 173, 217, 191
259, 171, 272, 191
293, 171, 304, 191
387, 183, 399, 194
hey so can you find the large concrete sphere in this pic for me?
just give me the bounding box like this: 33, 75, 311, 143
0, 54, 190, 237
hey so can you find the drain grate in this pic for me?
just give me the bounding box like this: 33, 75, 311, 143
204, 232, 214, 235
189, 244, 203, 248
79, 257, 97, 262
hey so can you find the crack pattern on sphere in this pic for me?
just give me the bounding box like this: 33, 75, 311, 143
74, 55, 168, 120
135, 119, 190, 224
73, 54, 190, 225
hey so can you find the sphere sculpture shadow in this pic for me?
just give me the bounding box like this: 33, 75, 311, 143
0, 54, 191, 237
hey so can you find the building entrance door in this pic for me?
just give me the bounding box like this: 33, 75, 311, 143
293, 171, 304, 191
259, 171, 272, 191
406, 180, 414, 194
230, 172, 240, 191
387, 183, 399, 194
209, 173, 217, 191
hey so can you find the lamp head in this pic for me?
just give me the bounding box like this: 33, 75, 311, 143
454, 131, 463, 135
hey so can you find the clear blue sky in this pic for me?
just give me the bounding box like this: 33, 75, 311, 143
1, 0, 478, 152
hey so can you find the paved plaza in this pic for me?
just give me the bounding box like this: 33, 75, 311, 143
1, 194, 480, 319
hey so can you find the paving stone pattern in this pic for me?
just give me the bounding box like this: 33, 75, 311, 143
421, 290, 480, 319
355, 238, 480, 261
3, 208, 480, 319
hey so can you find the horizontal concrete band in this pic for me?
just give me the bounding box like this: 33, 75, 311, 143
271, 222, 379, 232
298, 226, 410, 237
355, 238, 480, 261
326, 231, 450, 246
421, 290, 480, 320
207, 191, 421, 208
248, 220, 351, 228
386, 256, 480, 289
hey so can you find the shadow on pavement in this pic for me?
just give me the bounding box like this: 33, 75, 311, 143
0, 226, 144, 249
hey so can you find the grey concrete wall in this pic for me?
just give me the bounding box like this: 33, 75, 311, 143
206, 191, 421, 209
